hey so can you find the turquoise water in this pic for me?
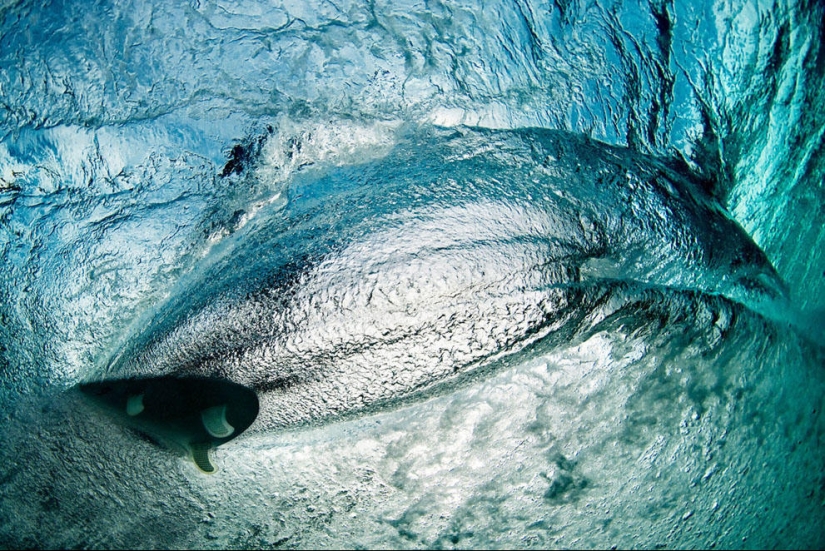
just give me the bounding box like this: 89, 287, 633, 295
1, 0, 823, 548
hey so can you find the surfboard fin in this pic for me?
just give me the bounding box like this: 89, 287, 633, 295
126, 393, 144, 416
201, 404, 235, 438
190, 442, 216, 474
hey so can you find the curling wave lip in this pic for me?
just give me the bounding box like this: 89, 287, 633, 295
105, 126, 785, 433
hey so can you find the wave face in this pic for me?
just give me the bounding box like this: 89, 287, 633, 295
1, 0, 823, 549
109, 126, 782, 430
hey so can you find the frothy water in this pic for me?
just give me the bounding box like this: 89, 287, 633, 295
1, 0, 823, 548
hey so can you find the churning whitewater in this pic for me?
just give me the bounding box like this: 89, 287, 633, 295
1, 0, 823, 548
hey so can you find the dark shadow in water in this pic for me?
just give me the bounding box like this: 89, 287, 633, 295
78, 376, 259, 474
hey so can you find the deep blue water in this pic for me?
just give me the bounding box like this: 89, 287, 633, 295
1, 0, 823, 548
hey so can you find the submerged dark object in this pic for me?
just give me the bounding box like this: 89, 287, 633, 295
79, 376, 259, 473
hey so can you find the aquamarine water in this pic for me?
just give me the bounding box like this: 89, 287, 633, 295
1, 0, 823, 548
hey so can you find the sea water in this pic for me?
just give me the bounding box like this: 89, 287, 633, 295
1, 0, 823, 548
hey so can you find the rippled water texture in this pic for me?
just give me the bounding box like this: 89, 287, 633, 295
1, 0, 824, 548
